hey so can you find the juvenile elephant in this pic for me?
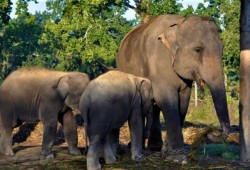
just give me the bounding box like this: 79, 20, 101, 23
0, 67, 89, 159
80, 70, 154, 170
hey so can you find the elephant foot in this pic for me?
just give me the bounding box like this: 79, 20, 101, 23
116, 144, 128, 155
1, 148, 14, 156
147, 139, 163, 151
104, 145, 116, 164
165, 154, 187, 164
87, 157, 101, 170
165, 149, 187, 164
0, 147, 14, 156
104, 153, 116, 164
143, 149, 153, 156
40, 151, 55, 159
69, 147, 82, 156
132, 154, 144, 162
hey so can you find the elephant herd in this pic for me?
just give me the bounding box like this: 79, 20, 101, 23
0, 14, 231, 170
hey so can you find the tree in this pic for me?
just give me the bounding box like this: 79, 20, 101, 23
239, 0, 250, 162
195, 0, 224, 27
41, 0, 133, 78
220, 0, 240, 86
180, 5, 195, 17
122, 0, 182, 23
0, 12, 51, 80
0, 0, 52, 81
0, 0, 12, 27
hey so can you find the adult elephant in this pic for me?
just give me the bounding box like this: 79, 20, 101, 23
116, 14, 230, 162
0, 68, 89, 159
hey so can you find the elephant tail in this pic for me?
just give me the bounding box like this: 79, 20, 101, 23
84, 121, 88, 155
79, 93, 90, 154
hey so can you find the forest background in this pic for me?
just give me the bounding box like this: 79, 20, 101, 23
0, 0, 240, 82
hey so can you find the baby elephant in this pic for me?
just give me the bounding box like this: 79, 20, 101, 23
80, 70, 154, 170
0, 67, 89, 159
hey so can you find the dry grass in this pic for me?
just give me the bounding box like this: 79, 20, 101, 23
1, 95, 244, 169
2, 119, 244, 169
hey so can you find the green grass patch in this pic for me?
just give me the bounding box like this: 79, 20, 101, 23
194, 144, 239, 160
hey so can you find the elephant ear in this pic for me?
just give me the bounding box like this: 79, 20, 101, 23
56, 73, 90, 110
57, 76, 70, 100
157, 18, 185, 66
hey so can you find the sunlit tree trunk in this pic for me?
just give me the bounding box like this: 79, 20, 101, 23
240, 0, 250, 162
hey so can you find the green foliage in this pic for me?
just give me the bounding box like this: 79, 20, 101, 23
126, 0, 183, 23
180, 5, 195, 17
195, 0, 224, 27
0, 12, 52, 81
220, 0, 240, 86
0, 0, 12, 27
148, 0, 182, 16
41, 0, 132, 78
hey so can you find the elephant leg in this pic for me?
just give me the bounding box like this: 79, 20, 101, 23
87, 134, 102, 170
0, 112, 14, 156
106, 129, 119, 155
128, 108, 144, 162
163, 101, 187, 163
147, 104, 163, 151
179, 84, 192, 127
104, 132, 116, 164
40, 102, 65, 159
40, 121, 57, 159
40, 107, 58, 159
61, 110, 81, 156
154, 86, 187, 163
142, 116, 146, 149
0, 127, 14, 156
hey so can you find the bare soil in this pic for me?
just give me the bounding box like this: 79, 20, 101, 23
0, 117, 249, 169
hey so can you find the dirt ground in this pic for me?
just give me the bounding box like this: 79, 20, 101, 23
0, 118, 250, 170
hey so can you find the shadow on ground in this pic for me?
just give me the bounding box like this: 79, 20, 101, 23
0, 120, 249, 169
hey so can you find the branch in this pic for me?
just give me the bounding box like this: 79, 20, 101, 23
123, 1, 136, 10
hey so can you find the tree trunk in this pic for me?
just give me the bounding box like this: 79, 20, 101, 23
126, 0, 150, 23
240, 0, 250, 162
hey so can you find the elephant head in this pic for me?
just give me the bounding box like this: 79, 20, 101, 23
158, 16, 230, 134
135, 77, 154, 138
56, 73, 89, 110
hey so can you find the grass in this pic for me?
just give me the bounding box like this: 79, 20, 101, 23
186, 89, 239, 126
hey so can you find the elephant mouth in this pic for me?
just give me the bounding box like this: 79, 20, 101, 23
194, 72, 205, 89
196, 78, 205, 89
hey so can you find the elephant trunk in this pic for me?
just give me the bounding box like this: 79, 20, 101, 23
201, 61, 231, 135
209, 85, 231, 135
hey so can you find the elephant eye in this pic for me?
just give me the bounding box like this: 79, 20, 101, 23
194, 47, 203, 53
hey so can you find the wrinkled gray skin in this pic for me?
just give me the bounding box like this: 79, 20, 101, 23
116, 15, 230, 159
0, 68, 89, 159
80, 70, 154, 170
